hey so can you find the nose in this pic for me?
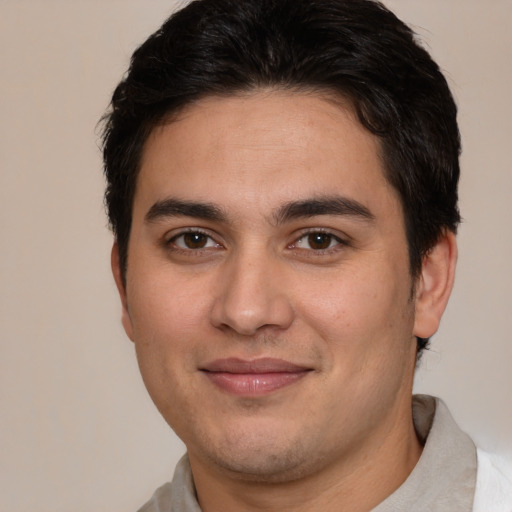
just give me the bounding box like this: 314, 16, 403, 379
210, 250, 294, 336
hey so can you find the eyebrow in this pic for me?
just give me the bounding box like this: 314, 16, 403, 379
145, 198, 227, 223
273, 196, 375, 225
144, 195, 375, 226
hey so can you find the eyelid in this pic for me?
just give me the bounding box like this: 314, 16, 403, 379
288, 228, 351, 252
164, 227, 223, 250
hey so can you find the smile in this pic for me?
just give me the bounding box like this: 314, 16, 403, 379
200, 358, 312, 396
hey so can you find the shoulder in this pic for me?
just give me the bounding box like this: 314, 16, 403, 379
136, 482, 173, 512
135, 454, 200, 512
473, 449, 512, 512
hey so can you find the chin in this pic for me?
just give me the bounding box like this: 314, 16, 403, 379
211, 451, 312, 483
194, 422, 325, 483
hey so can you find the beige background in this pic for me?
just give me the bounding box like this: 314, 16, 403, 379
1, 1, 511, 510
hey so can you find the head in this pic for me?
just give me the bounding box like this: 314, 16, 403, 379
102, 0, 460, 356
102, 0, 460, 493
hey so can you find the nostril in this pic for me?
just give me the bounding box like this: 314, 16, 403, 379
210, 289, 294, 336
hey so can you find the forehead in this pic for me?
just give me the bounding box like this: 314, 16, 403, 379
135, 90, 399, 222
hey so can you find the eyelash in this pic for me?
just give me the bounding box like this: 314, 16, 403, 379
165, 228, 223, 254
165, 228, 349, 256
289, 229, 349, 254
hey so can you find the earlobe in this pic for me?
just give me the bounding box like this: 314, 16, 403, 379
111, 242, 135, 342
413, 231, 458, 339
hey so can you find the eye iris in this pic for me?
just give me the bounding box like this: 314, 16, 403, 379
308, 233, 331, 250
183, 233, 207, 249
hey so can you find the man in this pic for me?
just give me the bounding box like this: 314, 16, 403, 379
101, 0, 512, 510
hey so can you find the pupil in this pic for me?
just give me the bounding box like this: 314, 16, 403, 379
184, 233, 207, 249
308, 233, 331, 250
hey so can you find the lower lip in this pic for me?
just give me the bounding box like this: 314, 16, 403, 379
203, 371, 309, 396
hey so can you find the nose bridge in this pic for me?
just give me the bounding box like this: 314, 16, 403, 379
210, 244, 293, 335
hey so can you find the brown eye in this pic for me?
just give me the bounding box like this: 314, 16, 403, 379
293, 231, 344, 252
183, 233, 208, 249
307, 233, 333, 250
172, 232, 218, 250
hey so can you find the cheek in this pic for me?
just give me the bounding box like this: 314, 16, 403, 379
126, 272, 210, 390
129, 268, 211, 336
295, 261, 414, 359
127, 278, 205, 424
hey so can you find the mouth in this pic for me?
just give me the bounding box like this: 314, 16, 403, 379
200, 358, 312, 396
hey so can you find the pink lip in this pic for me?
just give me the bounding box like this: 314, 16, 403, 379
201, 358, 312, 396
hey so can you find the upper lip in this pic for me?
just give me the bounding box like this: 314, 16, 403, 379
201, 357, 311, 374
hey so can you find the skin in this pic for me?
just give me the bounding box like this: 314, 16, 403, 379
112, 90, 457, 512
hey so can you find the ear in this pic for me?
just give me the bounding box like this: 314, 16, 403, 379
111, 242, 134, 342
413, 231, 457, 339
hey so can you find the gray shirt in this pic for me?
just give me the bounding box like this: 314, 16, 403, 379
137, 395, 477, 512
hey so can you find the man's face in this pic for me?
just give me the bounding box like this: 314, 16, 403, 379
116, 91, 421, 482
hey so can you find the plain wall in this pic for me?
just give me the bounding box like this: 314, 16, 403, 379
1, 1, 510, 510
